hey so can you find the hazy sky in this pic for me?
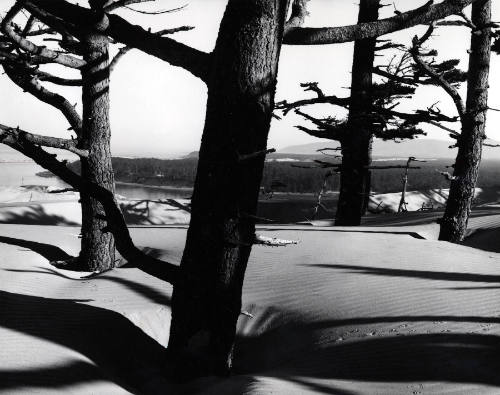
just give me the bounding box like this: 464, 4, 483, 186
1, 0, 500, 158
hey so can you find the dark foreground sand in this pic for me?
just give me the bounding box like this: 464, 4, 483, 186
1, 224, 500, 394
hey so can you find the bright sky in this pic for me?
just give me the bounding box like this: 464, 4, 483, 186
1, 0, 500, 158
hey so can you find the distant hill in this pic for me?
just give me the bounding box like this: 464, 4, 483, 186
280, 139, 500, 160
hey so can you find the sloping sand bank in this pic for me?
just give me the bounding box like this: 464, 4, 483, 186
1, 224, 500, 394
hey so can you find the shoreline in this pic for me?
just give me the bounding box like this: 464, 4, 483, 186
115, 181, 193, 191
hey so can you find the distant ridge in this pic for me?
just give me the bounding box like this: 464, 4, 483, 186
280, 139, 500, 160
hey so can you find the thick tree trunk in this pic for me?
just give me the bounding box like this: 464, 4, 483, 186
167, 0, 288, 377
78, 32, 116, 271
335, 0, 379, 226
439, 0, 491, 242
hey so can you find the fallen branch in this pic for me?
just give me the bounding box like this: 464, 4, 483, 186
254, 234, 299, 246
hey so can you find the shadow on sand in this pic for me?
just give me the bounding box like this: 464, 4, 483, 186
0, 235, 73, 262
304, 263, 500, 284
0, 290, 176, 394
2, 238, 500, 393
0, 205, 79, 226
235, 310, 500, 391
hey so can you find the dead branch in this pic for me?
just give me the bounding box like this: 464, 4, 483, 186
27, 0, 211, 82
109, 25, 194, 73
436, 169, 458, 181
0, 124, 87, 157
283, 0, 476, 45
122, 3, 187, 15
3, 66, 82, 135
1, 3, 85, 69
410, 24, 466, 119
254, 235, 299, 246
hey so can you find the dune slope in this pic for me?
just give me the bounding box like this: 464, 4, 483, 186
0, 224, 499, 394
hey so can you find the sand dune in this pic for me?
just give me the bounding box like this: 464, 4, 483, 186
0, 186, 191, 226
1, 224, 500, 394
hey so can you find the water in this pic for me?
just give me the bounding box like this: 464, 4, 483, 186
0, 162, 191, 200
0, 162, 333, 223
116, 183, 192, 200
0, 163, 68, 188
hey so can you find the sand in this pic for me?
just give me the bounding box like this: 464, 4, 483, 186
1, 220, 500, 394
0, 186, 191, 226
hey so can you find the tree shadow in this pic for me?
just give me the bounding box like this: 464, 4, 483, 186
5, 267, 172, 307
0, 290, 176, 393
234, 310, 500, 389
0, 360, 104, 391
0, 236, 173, 306
119, 199, 191, 225
0, 235, 73, 262
303, 263, 500, 283
0, 205, 79, 226
462, 227, 500, 254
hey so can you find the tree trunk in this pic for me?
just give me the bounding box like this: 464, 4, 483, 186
439, 0, 491, 242
78, 32, 116, 271
167, 0, 288, 378
335, 0, 379, 226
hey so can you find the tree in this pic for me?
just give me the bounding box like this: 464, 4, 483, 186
410, 0, 494, 242
1, 0, 480, 377
78, 3, 116, 271
0, 3, 116, 272
439, 0, 493, 242
336, 0, 380, 225
276, 3, 464, 225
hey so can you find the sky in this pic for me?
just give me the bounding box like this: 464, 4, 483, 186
1, 0, 500, 158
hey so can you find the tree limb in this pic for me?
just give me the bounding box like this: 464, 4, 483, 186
109, 25, 194, 73
283, 0, 477, 45
0, 124, 87, 157
1, 3, 86, 69
3, 66, 82, 135
410, 24, 466, 119
26, 0, 211, 82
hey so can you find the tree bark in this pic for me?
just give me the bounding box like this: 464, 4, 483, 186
78, 32, 116, 271
167, 0, 288, 377
439, 0, 491, 242
335, 0, 379, 226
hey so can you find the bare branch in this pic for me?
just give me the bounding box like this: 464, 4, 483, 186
426, 120, 460, 138
1, 3, 85, 69
283, 0, 477, 45
122, 3, 187, 15
436, 169, 458, 181
109, 25, 194, 73
410, 24, 466, 119
254, 235, 298, 246
0, 124, 87, 157
483, 142, 500, 147
27, 0, 211, 82
4, 66, 82, 135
